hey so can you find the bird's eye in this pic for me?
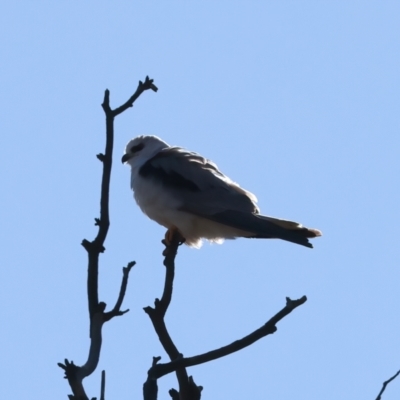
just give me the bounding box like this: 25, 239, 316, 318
130, 143, 144, 153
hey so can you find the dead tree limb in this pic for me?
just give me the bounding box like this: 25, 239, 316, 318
151, 295, 307, 380
144, 231, 202, 399
58, 77, 157, 399
100, 370, 106, 400
143, 232, 306, 399
375, 368, 400, 400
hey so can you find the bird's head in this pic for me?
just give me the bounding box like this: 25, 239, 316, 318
122, 135, 169, 170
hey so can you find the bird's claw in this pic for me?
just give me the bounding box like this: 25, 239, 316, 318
162, 228, 185, 256
164, 227, 185, 246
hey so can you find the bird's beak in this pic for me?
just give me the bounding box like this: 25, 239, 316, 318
121, 153, 131, 163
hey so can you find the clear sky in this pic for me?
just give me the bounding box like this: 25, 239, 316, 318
1, 2, 400, 399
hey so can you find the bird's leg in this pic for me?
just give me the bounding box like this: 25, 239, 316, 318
164, 227, 185, 246
164, 228, 174, 245
162, 227, 185, 257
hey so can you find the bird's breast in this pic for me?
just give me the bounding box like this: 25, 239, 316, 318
132, 176, 181, 228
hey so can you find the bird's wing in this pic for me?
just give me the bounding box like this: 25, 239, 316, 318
140, 147, 317, 248
139, 147, 259, 215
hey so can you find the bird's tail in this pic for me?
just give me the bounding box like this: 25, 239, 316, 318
187, 208, 322, 249
261, 216, 322, 237
251, 215, 322, 248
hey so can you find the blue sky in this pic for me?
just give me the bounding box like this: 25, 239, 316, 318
1, 2, 400, 399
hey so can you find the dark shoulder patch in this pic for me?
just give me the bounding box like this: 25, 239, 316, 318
139, 156, 200, 192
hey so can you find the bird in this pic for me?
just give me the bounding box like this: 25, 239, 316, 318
122, 135, 321, 249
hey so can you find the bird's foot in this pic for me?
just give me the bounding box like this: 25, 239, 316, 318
162, 227, 185, 256
163, 227, 185, 246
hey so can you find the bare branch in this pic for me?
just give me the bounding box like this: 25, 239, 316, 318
169, 376, 202, 400
61, 77, 156, 399
143, 357, 162, 400
152, 296, 307, 379
104, 261, 135, 321
158, 232, 184, 315
112, 261, 135, 312
59, 296, 131, 398
58, 307, 105, 398
169, 389, 180, 400
112, 76, 158, 117
85, 77, 155, 318
100, 370, 106, 400
143, 231, 198, 399
144, 233, 305, 397
375, 368, 400, 400
58, 359, 89, 400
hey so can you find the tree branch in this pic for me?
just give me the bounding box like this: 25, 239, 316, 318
84, 77, 156, 319
60, 77, 156, 399
151, 296, 307, 379
112, 76, 158, 117
104, 261, 135, 321
59, 263, 135, 397
143, 356, 162, 400
143, 231, 199, 399
143, 233, 306, 398
100, 370, 106, 400
375, 368, 400, 400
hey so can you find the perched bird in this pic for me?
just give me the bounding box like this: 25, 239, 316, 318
122, 135, 321, 248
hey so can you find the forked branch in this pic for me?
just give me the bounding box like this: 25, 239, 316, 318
59, 77, 156, 399
143, 233, 307, 399
58, 262, 135, 399
151, 295, 306, 379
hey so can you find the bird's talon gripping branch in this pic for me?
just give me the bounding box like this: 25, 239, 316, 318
164, 227, 184, 246
161, 228, 185, 256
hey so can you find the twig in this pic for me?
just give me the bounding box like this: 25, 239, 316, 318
100, 370, 106, 400
151, 296, 307, 379
104, 261, 136, 321
113, 76, 158, 117
375, 368, 400, 400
